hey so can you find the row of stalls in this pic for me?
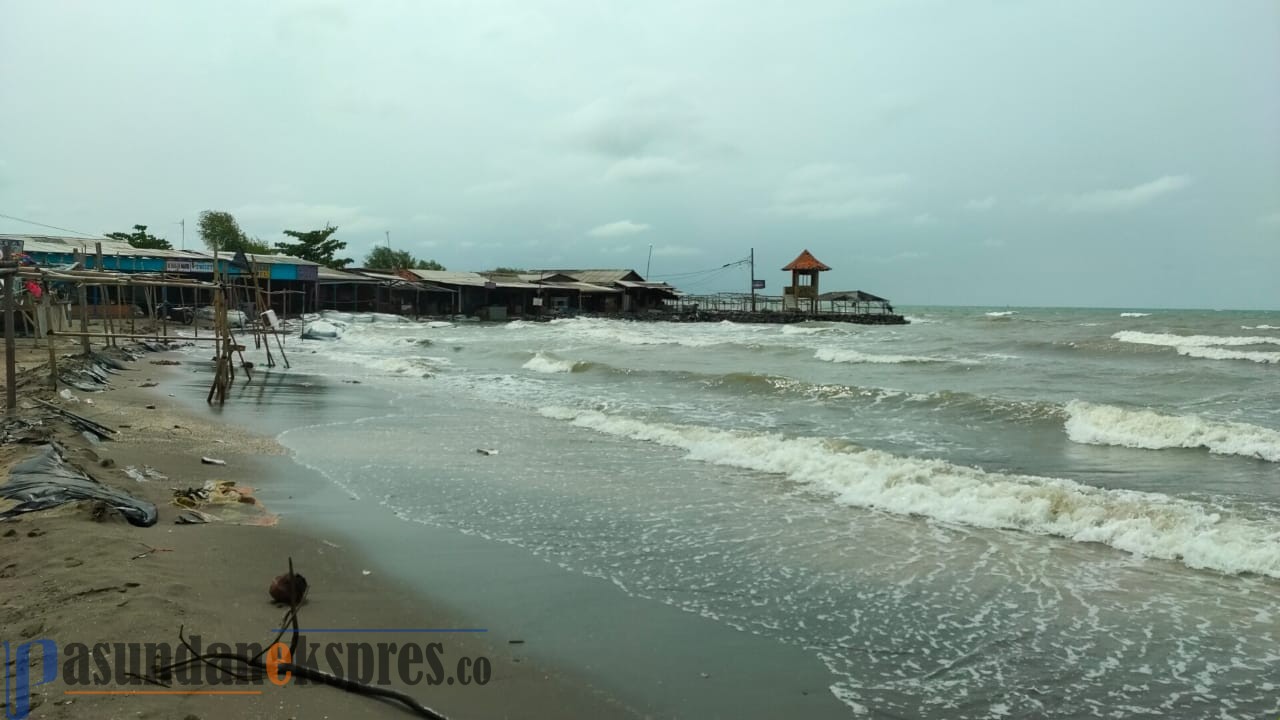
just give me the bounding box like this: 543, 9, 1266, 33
5, 235, 682, 322
314, 268, 680, 319
4, 234, 323, 321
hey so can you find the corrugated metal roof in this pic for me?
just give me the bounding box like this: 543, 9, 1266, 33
317, 267, 379, 283
533, 269, 644, 284
186, 251, 321, 267
3, 234, 208, 260
537, 281, 622, 294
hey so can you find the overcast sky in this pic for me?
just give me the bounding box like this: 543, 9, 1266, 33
3, 0, 1277, 308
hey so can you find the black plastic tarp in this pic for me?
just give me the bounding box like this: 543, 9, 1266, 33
0, 445, 157, 527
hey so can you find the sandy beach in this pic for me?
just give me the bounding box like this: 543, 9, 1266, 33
1, 329, 637, 719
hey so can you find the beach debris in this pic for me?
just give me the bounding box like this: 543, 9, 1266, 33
0, 445, 158, 527
145, 404, 156, 409
170, 481, 274, 526
123, 466, 148, 483
140, 381, 158, 388
99, 458, 115, 468
200, 456, 226, 466
270, 569, 310, 605
361, 569, 372, 576
508, 639, 525, 645
174, 509, 213, 524
476, 448, 499, 456
58, 388, 79, 403
131, 543, 173, 560
133, 558, 448, 719
150, 359, 181, 366
32, 398, 117, 441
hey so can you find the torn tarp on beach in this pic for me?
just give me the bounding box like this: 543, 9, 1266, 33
0, 445, 158, 527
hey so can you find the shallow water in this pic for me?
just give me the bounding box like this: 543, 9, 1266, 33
178, 307, 1280, 718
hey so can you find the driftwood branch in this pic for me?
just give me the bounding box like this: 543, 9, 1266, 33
134, 557, 449, 719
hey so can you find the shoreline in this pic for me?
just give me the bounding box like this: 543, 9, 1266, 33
1, 336, 639, 718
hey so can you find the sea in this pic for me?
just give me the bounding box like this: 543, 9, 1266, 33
178, 307, 1280, 718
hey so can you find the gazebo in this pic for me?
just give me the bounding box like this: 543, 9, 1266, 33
782, 249, 831, 314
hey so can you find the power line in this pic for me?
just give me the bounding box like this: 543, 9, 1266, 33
650, 256, 751, 280
0, 212, 107, 239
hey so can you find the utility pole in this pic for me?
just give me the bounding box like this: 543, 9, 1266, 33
385, 231, 392, 248
645, 244, 653, 278
179, 219, 185, 250
750, 247, 756, 312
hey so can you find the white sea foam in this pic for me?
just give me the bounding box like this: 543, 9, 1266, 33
1176, 346, 1280, 364
1112, 331, 1280, 363
815, 348, 961, 364
1112, 331, 1280, 348
1242, 325, 1280, 330
523, 352, 582, 374
985, 311, 1017, 317
781, 325, 833, 335
903, 315, 935, 324
1120, 312, 1151, 317
538, 406, 1280, 578
1064, 401, 1280, 462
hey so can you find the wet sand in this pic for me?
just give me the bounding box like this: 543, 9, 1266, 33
1, 334, 636, 719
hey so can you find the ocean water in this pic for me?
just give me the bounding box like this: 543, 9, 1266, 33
190, 307, 1280, 718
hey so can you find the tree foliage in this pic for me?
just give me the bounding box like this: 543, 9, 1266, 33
105, 224, 172, 250
275, 224, 351, 269
364, 246, 446, 271
489, 267, 526, 274
197, 211, 272, 254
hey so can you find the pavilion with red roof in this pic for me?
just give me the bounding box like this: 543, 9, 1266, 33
782, 249, 830, 314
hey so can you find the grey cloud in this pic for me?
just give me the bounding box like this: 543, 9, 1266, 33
1051, 175, 1193, 213
587, 220, 651, 238
768, 164, 910, 220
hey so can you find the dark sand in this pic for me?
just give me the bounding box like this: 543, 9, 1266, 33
1, 333, 637, 719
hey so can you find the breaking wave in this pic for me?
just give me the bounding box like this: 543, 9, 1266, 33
1242, 325, 1279, 330
523, 352, 590, 374
1065, 401, 1280, 462
1112, 331, 1280, 348
815, 348, 954, 364
985, 311, 1017, 318
1112, 331, 1280, 363
1120, 312, 1151, 317
538, 406, 1280, 578
1177, 346, 1280, 364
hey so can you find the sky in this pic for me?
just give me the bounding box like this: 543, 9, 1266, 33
2, 0, 1278, 309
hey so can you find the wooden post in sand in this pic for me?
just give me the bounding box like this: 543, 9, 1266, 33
42, 286, 57, 390
73, 251, 91, 356
2, 243, 16, 415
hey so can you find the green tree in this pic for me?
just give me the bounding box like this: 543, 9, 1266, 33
197, 211, 272, 254
363, 246, 446, 270
489, 267, 526, 274
364, 246, 416, 269
105, 224, 172, 250
275, 224, 351, 269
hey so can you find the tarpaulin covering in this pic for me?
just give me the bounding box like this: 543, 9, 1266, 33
0, 445, 158, 527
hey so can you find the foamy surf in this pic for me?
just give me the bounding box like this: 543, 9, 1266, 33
523, 352, 586, 374
1112, 331, 1280, 348
1112, 331, 1280, 363
815, 348, 953, 364
1120, 312, 1151, 317
985, 311, 1017, 317
1064, 401, 1280, 462
538, 406, 1280, 578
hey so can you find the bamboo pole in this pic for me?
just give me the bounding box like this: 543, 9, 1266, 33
72, 252, 91, 356
43, 288, 57, 390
